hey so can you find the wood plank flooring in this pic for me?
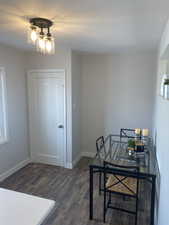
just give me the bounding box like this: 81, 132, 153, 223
0, 157, 151, 225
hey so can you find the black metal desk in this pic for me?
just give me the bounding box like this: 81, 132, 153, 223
89, 135, 158, 225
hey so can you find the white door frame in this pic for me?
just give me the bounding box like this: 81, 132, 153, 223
27, 69, 67, 168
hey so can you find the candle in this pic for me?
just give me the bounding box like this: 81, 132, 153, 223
135, 128, 141, 135
142, 129, 149, 137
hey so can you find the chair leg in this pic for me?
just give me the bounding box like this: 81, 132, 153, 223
108, 192, 111, 204
135, 197, 139, 225
99, 171, 102, 195
103, 189, 106, 223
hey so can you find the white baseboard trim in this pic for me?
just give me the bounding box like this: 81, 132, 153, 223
0, 151, 95, 182
66, 151, 93, 169
32, 152, 83, 169
31, 153, 63, 167
0, 158, 31, 182
81, 151, 95, 158
72, 153, 82, 168
65, 162, 73, 169
30, 151, 95, 169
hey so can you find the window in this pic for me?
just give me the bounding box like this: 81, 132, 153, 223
0, 68, 8, 144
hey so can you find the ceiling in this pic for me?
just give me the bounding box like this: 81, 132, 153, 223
0, 0, 169, 53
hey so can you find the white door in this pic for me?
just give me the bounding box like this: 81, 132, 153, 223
28, 70, 65, 167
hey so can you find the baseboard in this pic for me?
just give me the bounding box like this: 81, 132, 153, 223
65, 162, 73, 169
31, 152, 94, 169
66, 152, 93, 169
0, 158, 31, 182
0, 152, 94, 182
31, 153, 63, 167
32, 153, 80, 169
72, 153, 82, 168
81, 151, 95, 158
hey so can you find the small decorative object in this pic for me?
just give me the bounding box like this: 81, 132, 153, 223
127, 139, 135, 156
135, 128, 141, 140
135, 128, 141, 135
164, 78, 169, 100
142, 129, 149, 137
135, 141, 145, 152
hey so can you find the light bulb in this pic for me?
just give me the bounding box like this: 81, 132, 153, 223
28, 25, 37, 44
30, 29, 37, 43
36, 35, 46, 54
46, 39, 52, 53
45, 36, 55, 55
38, 37, 45, 50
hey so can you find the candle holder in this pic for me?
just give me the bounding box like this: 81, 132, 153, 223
135, 128, 142, 141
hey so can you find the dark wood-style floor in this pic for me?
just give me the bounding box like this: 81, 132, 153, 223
0, 157, 151, 225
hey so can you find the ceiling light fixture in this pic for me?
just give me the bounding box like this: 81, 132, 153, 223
28, 17, 55, 55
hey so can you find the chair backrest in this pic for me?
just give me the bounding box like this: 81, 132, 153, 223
120, 128, 136, 139
96, 136, 106, 159
103, 161, 139, 196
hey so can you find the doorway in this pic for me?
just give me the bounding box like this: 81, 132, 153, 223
27, 70, 66, 167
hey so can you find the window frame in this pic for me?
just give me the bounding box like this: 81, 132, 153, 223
0, 67, 8, 145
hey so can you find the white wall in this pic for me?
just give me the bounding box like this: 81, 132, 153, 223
0, 44, 29, 179
81, 51, 157, 155
25, 45, 73, 168
71, 51, 81, 165
154, 19, 169, 225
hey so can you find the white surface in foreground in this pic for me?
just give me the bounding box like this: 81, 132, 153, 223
0, 188, 55, 225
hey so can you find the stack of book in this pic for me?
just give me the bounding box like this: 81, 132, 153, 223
134, 141, 146, 158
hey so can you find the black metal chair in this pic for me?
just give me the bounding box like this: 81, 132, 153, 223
95, 136, 106, 159
95, 136, 107, 195
103, 161, 140, 225
120, 128, 136, 139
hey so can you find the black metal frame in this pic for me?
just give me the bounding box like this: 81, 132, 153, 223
103, 161, 139, 224
96, 136, 106, 158
30, 17, 53, 28
89, 164, 156, 225
95, 136, 106, 195
120, 128, 136, 139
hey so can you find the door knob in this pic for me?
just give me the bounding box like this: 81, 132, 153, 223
58, 125, 64, 128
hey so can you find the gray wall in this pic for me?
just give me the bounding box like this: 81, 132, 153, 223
81, 51, 157, 155
0, 44, 29, 177
105, 51, 157, 134
81, 54, 107, 155
71, 51, 81, 164
154, 19, 169, 225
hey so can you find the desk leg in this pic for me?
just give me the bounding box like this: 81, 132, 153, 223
89, 166, 93, 220
99, 171, 102, 195
150, 176, 156, 225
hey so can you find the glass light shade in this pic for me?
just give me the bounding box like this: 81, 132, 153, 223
45, 37, 55, 55
36, 35, 46, 54
28, 26, 38, 44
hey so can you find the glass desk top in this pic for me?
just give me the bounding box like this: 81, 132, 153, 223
91, 135, 158, 177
